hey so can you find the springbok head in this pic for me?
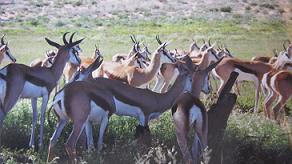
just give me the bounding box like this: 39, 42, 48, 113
155, 35, 177, 63
199, 39, 209, 52
70, 51, 103, 82
176, 55, 196, 92
190, 38, 200, 52
204, 42, 220, 63
283, 40, 292, 57
45, 32, 83, 65
0, 35, 16, 63
44, 50, 57, 66
141, 43, 151, 62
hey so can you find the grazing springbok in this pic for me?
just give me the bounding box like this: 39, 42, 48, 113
0, 35, 17, 64
95, 42, 176, 88
0, 32, 82, 149
213, 43, 292, 112
30, 50, 57, 67
172, 52, 223, 164
47, 55, 195, 163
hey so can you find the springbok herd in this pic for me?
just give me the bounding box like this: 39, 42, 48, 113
0, 32, 291, 164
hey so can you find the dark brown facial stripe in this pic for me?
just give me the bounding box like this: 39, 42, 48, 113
234, 64, 258, 76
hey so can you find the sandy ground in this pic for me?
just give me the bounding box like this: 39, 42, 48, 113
0, 0, 291, 24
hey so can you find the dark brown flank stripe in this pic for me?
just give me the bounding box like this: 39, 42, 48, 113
234, 64, 258, 76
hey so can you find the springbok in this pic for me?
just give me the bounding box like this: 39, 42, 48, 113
0, 32, 82, 149
112, 35, 151, 64
47, 55, 195, 163
266, 70, 292, 121
172, 56, 223, 164
30, 50, 56, 67
213, 44, 292, 112
153, 39, 219, 93
251, 49, 278, 63
262, 45, 292, 119
95, 42, 176, 88
0, 35, 17, 64
63, 45, 99, 83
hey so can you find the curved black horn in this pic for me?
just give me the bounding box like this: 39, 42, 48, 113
1, 35, 5, 45
283, 40, 291, 50
45, 38, 61, 49
156, 35, 162, 45
201, 39, 206, 44
69, 32, 76, 44
63, 32, 70, 45
130, 35, 136, 44
69, 38, 85, 48
208, 38, 211, 46
273, 49, 278, 57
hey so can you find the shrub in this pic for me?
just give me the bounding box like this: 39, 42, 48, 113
220, 6, 232, 13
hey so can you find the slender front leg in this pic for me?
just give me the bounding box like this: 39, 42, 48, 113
253, 79, 260, 113
0, 108, 6, 151
29, 98, 38, 148
85, 121, 94, 151
97, 115, 109, 152
47, 119, 67, 163
39, 94, 49, 149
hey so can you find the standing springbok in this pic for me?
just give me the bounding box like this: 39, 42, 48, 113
266, 70, 292, 121
63, 45, 99, 83
112, 35, 151, 64
172, 53, 223, 164
0, 32, 82, 149
95, 42, 176, 88
47, 55, 195, 163
261, 46, 292, 119
213, 44, 292, 112
0, 35, 17, 64
153, 40, 218, 93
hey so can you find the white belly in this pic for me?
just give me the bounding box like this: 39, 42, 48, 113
189, 105, 203, 126
88, 101, 108, 124
114, 97, 143, 119
0, 67, 8, 103
20, 81, 48, 98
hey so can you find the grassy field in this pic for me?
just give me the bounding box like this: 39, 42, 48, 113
1, 1, 292, 163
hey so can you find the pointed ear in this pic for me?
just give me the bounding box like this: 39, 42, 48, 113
69, 38, 84, 48
45, 38, 61, 49
0, 45, 6, 52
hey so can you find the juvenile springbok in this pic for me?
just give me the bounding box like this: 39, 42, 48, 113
47, 55, 195, 163
96, 42, 176, 88
0, 32, 82, 149
172, 53, 223, 164
0, 35, 17, 64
